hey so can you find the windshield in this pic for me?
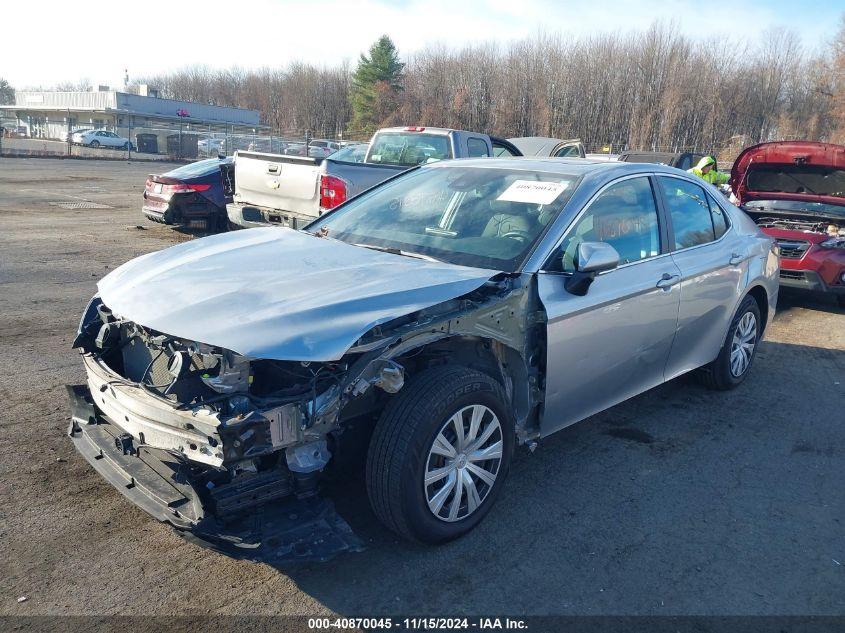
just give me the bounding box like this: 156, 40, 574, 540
310, 166, 579, 271
367, 132, 452, 166
331, 145, 367, 163
745, 164, 845, 198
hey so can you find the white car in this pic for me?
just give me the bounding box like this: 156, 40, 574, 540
67, 128, 92, 142
73, 129, 132, 149
198, 137, 226, 152
308, 139, 340, 158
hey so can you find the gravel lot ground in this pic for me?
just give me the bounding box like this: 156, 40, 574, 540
1, 157, 843, 617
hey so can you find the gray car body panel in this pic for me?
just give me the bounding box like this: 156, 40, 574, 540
96, 227, 499, 362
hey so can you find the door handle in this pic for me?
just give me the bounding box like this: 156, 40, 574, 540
656, 273, 680, 290
729, 252, 745, 266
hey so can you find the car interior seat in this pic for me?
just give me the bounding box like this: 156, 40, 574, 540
482, 200, 538, 238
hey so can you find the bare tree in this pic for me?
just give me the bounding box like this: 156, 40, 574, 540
129, 17, 845, 151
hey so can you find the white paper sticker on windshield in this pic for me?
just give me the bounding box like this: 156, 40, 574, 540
497, 180, 568, 205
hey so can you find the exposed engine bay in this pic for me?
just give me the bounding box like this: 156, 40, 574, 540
751, 215, 843, 236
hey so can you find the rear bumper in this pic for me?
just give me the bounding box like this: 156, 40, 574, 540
142, 203, 175, 224
144, 193, 224, 229
66, 383, 363, 562
779, 268, 845, 294
226, 202, 317, 230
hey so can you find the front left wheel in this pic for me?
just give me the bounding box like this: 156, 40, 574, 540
366, 365, 514, 544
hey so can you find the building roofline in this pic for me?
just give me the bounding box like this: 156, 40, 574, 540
0, 104, 270, 130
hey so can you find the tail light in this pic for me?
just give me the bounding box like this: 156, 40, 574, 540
319, 175, 347, 211
404, 126, 426, 132
159, 182, 212, 194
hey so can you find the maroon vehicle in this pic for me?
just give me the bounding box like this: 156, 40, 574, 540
731, 141, 845, 307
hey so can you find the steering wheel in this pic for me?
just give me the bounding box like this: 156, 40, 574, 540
501, 230, 531, 243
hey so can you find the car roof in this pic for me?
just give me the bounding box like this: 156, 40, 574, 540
423, 156, 689, 178
507, 136, 581, 156
618, 151, 678, 162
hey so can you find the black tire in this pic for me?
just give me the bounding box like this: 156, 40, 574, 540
836, 295, 845, 309
122, 142, 130, 150
89, 140, 100, 148
366, 365, 514, 544
699, 294, 761, 390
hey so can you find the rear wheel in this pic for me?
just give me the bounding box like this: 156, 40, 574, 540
122, 142, 130, 150
699, 295, 761, 390
366, 365, 514, 543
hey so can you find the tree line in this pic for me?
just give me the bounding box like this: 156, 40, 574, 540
14, 19, 844, 154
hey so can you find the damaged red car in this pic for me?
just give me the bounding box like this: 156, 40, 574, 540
731, 141, 845, 307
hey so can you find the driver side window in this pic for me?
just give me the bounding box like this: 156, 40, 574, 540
551, 177, 661, 273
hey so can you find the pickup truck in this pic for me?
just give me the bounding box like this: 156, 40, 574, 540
226, 126, 522, 229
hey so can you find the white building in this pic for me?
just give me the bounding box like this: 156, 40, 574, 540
0, 87, 263, 154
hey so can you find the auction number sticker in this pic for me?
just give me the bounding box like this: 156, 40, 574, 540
496, 179, 568, 205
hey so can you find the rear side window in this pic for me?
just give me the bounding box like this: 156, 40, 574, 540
367, 132, 452, 166
659, 176, 715, 249
493, 141, 518, 157
707, 193, 730, 238
554, 145, 580, 158
467, 137, 490, 158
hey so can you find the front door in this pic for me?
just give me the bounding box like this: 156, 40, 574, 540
538, 175, 681, 435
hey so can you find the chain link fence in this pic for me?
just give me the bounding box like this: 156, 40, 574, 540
0, 115, 360, 161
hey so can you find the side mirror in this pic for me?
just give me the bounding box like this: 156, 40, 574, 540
565, 241, 620, 296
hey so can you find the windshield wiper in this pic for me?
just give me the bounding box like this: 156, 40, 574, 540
352, 243, 441, 262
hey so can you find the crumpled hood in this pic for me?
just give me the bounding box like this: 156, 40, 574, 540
97, 228, 499, 361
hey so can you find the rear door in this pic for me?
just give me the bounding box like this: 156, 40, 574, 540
656, 175, 747, 379
538, 175, 681, 435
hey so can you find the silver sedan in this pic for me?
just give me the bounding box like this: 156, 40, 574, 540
69, 158, 779, 553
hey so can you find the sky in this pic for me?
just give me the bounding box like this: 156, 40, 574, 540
2, 0, 842, 89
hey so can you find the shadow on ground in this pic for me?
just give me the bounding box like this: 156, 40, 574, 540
261, 339, 845, 616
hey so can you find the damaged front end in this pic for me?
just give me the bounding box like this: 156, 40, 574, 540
68, 266, 543, 560
68, 296, 372, 561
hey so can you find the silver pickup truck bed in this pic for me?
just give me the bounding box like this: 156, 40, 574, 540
227, 151, 405, 229
227, 128, 524, 230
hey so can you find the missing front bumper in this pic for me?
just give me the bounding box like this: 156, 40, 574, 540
66, 384, 363, 563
